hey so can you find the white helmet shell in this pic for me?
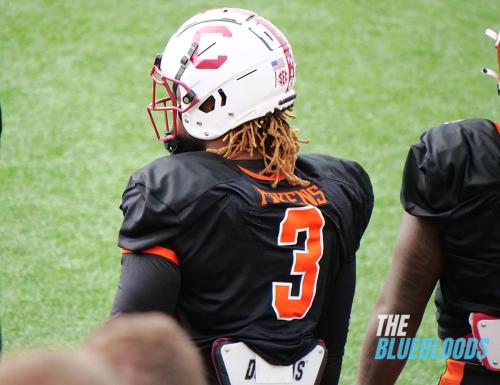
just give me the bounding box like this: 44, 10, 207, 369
159, 8, 296, 140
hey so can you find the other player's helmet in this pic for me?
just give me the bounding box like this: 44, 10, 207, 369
482, 28, 500, 94
146, 8, 296, 143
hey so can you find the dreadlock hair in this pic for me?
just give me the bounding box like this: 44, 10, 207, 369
208, 108, 310, 188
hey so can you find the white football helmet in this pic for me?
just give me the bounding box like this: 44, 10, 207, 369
146, 8, 297, 143
482, 28, 500, 94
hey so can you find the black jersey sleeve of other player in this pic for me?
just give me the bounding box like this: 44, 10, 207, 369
401, 119, 500, 219
400, 119, 500, 338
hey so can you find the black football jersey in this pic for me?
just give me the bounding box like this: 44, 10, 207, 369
401, 119, 500, 339
115, 151, 373, 375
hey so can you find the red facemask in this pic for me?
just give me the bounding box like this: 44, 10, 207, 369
146, 64, 199, 142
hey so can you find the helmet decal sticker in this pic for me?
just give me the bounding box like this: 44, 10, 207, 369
191, 26, 232, 69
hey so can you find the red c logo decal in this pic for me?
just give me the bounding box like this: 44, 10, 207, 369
191, 26, 232, 69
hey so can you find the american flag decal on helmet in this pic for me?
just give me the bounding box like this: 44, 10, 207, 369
271, 58, 285, 71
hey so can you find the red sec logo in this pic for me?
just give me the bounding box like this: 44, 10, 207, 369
278, 70, 288, 86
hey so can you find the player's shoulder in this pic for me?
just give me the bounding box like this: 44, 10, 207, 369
130, 151, 239, 183
296, 153, 372, 196
421, 118, 500, 153
411, 118, 500, 178
297, 154, 373, 260
402, 118, 500, 218
125, 151, 240, 211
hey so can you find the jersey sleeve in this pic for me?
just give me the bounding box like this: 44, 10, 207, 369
314, 255, 355, 385
344, 161, 374, 259
401, 119, 500, 219
330, 159, 374, 261
297, 154, 374, 260
118, 176, 182, 252
110, 252, 181, 316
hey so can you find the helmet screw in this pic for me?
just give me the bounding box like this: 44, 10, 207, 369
183, 116, 189, 123
182, 95, 191, 104
204, 132, 210, 137
224, 347, 231, 353
228, 112, 234, 117
481, 322, 486, 328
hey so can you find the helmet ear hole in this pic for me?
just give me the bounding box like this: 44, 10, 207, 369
199, 95, 216, 113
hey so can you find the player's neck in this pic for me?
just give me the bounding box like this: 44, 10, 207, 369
229, 151, 263, 160
206, 138, 263, 160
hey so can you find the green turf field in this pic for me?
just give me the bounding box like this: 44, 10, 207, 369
1, 0, 498, 384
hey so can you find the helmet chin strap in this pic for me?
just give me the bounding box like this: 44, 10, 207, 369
164, 132, 207, 154
164, 133, 180, 154
483, 28, 500, 95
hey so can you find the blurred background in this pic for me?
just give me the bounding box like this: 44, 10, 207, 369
0, 1, 498, 384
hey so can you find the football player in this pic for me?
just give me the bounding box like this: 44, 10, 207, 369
111, 8, 373, 385
357, 28, 500, 385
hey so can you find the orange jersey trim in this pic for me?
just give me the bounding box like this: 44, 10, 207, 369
238, 166, 285, 182
494, 121, 500, 135
438, 358, 465, 385
121, 246, 179, 266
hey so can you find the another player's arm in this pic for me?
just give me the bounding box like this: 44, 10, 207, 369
357, 212, 444, 385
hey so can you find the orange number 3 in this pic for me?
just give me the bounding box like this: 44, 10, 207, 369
272, 206, 325, 320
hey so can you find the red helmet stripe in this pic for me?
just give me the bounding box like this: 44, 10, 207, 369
254, 17, 295, 92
